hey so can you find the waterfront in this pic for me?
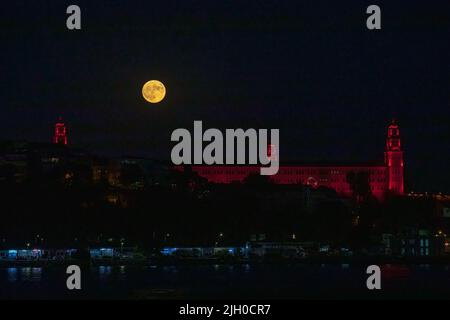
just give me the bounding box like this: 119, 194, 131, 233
1, 264, 450, 300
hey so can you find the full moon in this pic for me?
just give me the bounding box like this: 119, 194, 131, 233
142, 80, 166, 103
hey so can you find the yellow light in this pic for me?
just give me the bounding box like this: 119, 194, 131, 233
142, 80, 166, 103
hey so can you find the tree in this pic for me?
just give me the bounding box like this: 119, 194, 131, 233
346, 171, 371, 202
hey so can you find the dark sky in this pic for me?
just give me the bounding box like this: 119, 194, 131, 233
1, 1, 449, 192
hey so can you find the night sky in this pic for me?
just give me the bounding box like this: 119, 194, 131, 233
1, 1, 449, 192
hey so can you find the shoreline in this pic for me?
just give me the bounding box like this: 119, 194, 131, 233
2, 255, 450, 268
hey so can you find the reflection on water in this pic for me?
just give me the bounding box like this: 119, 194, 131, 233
1, 264, 450, 299
7, 268, 18, 282
22, 267, 31, 278
117, 265, 127, 281
6, 267, 42, 283
98, 266, 112, 280
31, 268, 42, 281
119, 265, 126, 274
161, 266, 178, 273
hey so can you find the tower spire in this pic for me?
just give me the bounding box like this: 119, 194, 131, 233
54, 118, 68, 145
385, 120, 403, 193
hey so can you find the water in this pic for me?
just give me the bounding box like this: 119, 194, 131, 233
1, 264, 450, 299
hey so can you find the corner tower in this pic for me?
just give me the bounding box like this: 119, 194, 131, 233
385, 120, 404, 194
54, 118, 68, 145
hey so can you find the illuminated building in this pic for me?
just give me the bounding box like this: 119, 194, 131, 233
179, 121, 404, 200
53, 118, 68, 145
384, 121, 404, 193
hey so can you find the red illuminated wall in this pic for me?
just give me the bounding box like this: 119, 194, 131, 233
187, 165, 388, 199
176, 121, 404, 200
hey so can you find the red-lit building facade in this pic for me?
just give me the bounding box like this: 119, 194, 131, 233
182, 121, 404, 200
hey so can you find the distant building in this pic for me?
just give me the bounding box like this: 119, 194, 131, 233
177, 121, 404, 201
388, 228, 447, 257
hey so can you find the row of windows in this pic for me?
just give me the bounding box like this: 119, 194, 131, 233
261, 181, 388, 192
196, 172, 387, 184
197, 170, 256, 175
278, 170, 387, 176
196, 169, 387, 177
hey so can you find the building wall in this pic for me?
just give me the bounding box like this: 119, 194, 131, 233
178, 121, 404, 201
188, 165, 389, 200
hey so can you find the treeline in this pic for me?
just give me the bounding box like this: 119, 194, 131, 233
0, 171, 440, 250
